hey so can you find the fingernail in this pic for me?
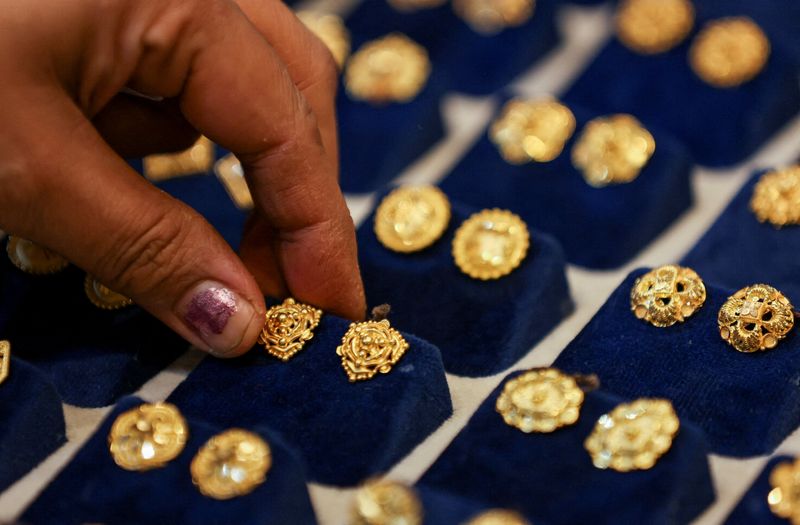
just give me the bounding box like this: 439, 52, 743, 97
179, 282, 256, 357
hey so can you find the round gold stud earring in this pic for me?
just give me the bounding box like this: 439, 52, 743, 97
191, 429, 272, 500
453, 0, 536, 35
85, 275, 133, 310
750, 166, 800, 228
6, 236, 69, 275
0, 340, 9, 387
452, 209, 530, 280
259, 298, 322, 361
630, 265, 706, 327
718, 284, 795, 353
466, 509, 530, 525
350, 479, 423, 525
336, 319, 410, 382
615, 0, 695, 54
496, 368, 584, 433
489, 98, 577, 164
108, 402, 188, 471
768, 457, 800, 523
296, 11, 351, 69
374, 185, 451, 253
689, 17, 770, 88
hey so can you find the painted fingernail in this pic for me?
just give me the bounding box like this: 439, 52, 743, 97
179, 282, 256, 357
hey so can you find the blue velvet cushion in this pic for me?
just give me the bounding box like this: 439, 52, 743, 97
564, 1, 800, 167
0, 356, 66, 493
357, 193, 572, 377
682, 169, 800, 305
554, 269, 800, 457
22, 396, 317, 525
419, 371, 715, 525
439, 100, 693, 269
418, 485, 545, 525
724, 455, 791, 525
167, 313, 452, 486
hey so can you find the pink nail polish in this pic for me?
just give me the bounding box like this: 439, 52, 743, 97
180, 282, 256, 356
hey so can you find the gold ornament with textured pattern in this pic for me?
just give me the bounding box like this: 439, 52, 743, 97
452, 209, 530, 280
584, 398, 679, 472
768, 457, 800, 524
85, 275, 133, 310
374, 185, 451, 253
496, 368, 584, 433
143, 136, 214, 181
572, 114, 656, 187
297, 11, 351, 68
350, 479, 423, 525
345, 34, 430, 104
0, 340, 9, 386
191, 429, 271, 500
689, 17, 770, 88
615, 0, 695, 54
214, 154, 254, 210
6, 236, 69, 275
259, 298, 322, 361
388, 0, 446, 11
337, 319, 409, 382
489, 99, 576, 164
453, 0, 535, 35
718, 284, 795, 353
630, 265, 706, 327
750, 166, 800, 228
466, 509, 531, 525
108, 402, 188, 471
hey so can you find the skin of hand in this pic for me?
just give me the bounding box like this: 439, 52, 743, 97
0, 0, 366, 357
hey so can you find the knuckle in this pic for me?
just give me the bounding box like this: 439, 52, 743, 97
0, 153, 48, 233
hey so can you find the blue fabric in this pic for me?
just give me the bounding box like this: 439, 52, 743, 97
682, 169, 800, 305
167, 313, 452, 486
564, 2, 800, 167
357, 194, 572, 377
0, 357, 66, 493
419, 373, 714, 525
22, 396, 317, 525
554, 269, 800, 457
723, 455, 791, 525
418, 486, 545, 525
439, 100, 693, 269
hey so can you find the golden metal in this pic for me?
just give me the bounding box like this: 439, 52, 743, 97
214, 154, 254, 210
85, 275, 133, 310
297, 11, 351, 69
630, 265, 706, 327
108, 402, 188, 471
259, 298, 322, 361
489, 99, 576, 164
615, 0, 695, 54
584, 398, 680, 472
388, 0, 447, 12
191, 428, 271, 500
572, 114, 656, 187
350, 479, 423, 525
6, 236, 69, 275
750, 166, 800, 228
345, 34, 430, 104
465, 509, 531, 525
374, 185, 451, 253
452, 209, 530, 280
768, 457, 800, 524
143, 136, 215, 182
453, 0, 535, 35
336, 319, 409, 382
718, 284, 795, 353
689, 17, 770, 88
496, 368, 584, 433
0, 341, 9, 386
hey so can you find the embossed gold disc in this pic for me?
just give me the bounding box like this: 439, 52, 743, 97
584, 398, 680, 472
143, 136, 215, 182
489, 99, 576, 164
6, 236, 69, 275
214, 154, 254, 210
0, 341, 10, 386
616, 0, 695, 54
768, 457, 800, 523
108, 402, 188, 471
452, 209, 530, 280
350, 479, 423, 525
297, 11, 351, 68
750, 166, 800, 228
336, 319, 409, 382
453, 0, 536, 35
630, 265, 706, 327
388, 0, 447, 12
718, 284, 795, 353
466, 509, 531, 525
191, 428, 272, 500
374, 185, 451, 253
85, 275, 133, 310
259, 298, 322, 361
689, 17, 770, 88
496, 368, 584, 433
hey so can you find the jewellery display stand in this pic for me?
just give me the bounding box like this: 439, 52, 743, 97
682, 169, 800, 304
357, 195, 572, 377
166, 314, 452, 486
439, 100, 693, 269
563, 2, 800, 167
22, 396, 317, 525
418, 371, 714, 525
723, 455, 790, 525
0, 357, 65, 493
554, 269, 800, 457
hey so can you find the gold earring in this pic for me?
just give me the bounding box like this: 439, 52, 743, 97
336, 319, 409, 382
452, 209, 530, 280
750, 166, 800, 228
630, 265, 707, 327
108, 402, 188, 471
718, 284, 795, 353
489, 98, 576, 164
496, 368, 584, 433
259, 298, 322, 361
615, 0, 695, 54
374, 185, 451, 253
689, 17, 770, 88
191, 429, 271, 500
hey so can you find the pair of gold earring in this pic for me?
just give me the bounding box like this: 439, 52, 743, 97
631, 264, 796, 353
495, 368, 680, 473
108, 402, 270, 500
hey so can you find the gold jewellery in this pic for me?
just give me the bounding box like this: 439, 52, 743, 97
466, 510, 530, 525
337, 319, 410, 382
345, 34, 431, 104
85, 275, 133, 310
615, 0, 695, 55
584, 398, 680, 472
572, 114, 656, 187
297, 11, 351, 69
452, 209, 530, 280
453, 0, 535, 35
489, 99, 576, 164
750, 166, 800, 228
769, 458, 800, 524
350, 479, 423, 525
496, 368, 584, 433
6, 236, 69, 275
108, 402, 188, 471
214, 154, 254, 210
689, 17, 770, 88
0, 340, 9, 386
259, 298, 322, 361
143, 136, 215, 182
374, 185, 451, 253
191, 429, 272, 500
630, 265, 707, 327
718, 284, 795, 353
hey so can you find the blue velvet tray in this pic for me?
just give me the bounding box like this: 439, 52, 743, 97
357, 193, 572, 377
439, 100, 693, 269
167, 312, 452, 486
554, 269, 800, 457
419, 371, 715, 525
682, 169, 800, 305
22, 396, 317, 525
724, 455, 791, 525
418, 485, 543, 525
